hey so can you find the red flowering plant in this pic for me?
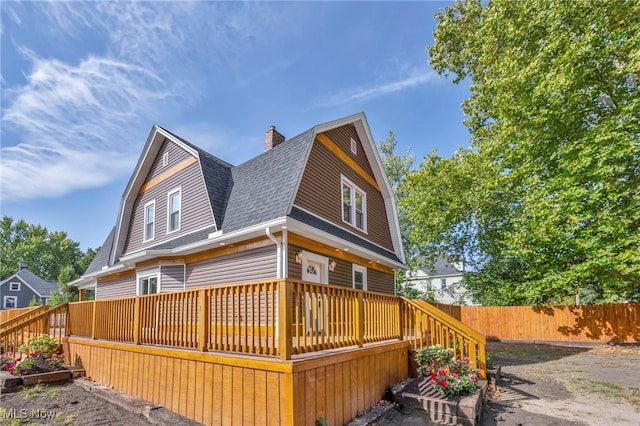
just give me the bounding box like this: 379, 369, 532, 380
0, 335, 65, 376
1, 352, 18, 374
415, 346, 480, 398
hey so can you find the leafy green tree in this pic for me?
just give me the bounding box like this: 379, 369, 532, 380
404, 0, 640, 305
376, 131, 421, 296
49, 265, 80, 306
0, 216, 98, 284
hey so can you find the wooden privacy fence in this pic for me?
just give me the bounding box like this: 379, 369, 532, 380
64, 279, 487, 377
0, 303, 68, 353
431, 302, 639, 343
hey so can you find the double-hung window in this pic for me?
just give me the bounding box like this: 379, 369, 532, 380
341, 176, 366, 232
168, 188, 181, 233
138, 273, 159, 295
352, 264, 367, 290
9, 281, 20, 291
144, 201, 155, 242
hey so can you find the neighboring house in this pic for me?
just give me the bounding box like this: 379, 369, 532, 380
0, 262, 58, 309
404, 258, 475, 305
71, 113, 406, 298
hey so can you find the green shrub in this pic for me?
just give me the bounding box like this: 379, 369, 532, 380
19, 334, 60, 358
414, 344, 454, 376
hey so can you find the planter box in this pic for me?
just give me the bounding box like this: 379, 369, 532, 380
0, 366, 85, 393
399, 377, 487, 426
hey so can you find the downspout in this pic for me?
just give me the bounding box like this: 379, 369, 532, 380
266, 227, 282, 278
282, 228, 288, 278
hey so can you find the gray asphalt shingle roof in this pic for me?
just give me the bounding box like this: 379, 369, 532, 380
84, 118, 400, 273
1, 269, 58, 297
221, 128, 314, 233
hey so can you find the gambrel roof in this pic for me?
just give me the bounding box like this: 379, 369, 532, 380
81, 113, 405, 280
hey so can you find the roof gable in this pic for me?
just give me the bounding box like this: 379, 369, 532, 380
85, 112, 405, 277
1, 269, 58, 297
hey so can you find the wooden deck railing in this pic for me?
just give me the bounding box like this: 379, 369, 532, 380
0, 305, 49, 330
0, 303, 68, 354
62, 280, 486, 377
401, 298, 486, 378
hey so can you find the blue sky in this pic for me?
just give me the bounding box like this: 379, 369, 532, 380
1, 1, 470, 250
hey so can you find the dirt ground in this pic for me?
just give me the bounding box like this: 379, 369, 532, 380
377, 342, 640, 426
0, 382, 152, 426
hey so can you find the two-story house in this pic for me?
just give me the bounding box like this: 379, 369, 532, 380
0, 262, 58, 309
71, 113, 406, 297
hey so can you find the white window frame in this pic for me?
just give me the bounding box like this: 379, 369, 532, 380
167, 187, 182, 234
350, 138, 357, 154
9, 281, 21, 291
352, 264, 367, 291
341, 175, 367, 232
441, 278, 447, 289
3, 296, 17, 309
137, 269, 160, 296
143, 200, 155, 242
162, 152, 169, 167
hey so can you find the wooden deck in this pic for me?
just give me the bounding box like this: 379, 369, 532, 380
1, 279, 486, 425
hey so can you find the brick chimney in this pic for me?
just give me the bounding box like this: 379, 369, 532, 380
265, 126, 285, 151
19, 261, 28, 271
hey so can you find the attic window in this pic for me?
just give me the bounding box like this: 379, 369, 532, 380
10, 281, 20, 291
350, 138, 357, 154
162, 152, 169, 167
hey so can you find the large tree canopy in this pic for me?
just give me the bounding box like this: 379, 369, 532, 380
402, 0, 639, 305
0, 216, 97, 283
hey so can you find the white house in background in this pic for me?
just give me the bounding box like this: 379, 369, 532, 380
404, 258, 475, 305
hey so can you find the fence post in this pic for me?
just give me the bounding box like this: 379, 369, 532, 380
91, 301, 97, 340
278, 279, 292, 361
198, 289, 210, 352
356, 291, 364, 347
133, 297, 141, 345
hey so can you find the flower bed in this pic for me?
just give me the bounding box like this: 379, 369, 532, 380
1, 335, 66, 376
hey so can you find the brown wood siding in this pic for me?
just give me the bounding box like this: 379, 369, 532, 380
147, 138, 191, 179
185, 246, 277, 289
287, 243, 394, 293
161, 265, 184, 292
124, 161, 214, 254
97, 274, 136, 300
323, 124, 374, 176
294, 139, 394, 251
367, 268, 394, 294
287, 244, 351, 288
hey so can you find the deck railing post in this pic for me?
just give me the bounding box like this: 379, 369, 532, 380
398, 298, 404, 341
356, 291, 364, 347
278, 279, 292, 360
133, 296, 142, 345
198, 289, 210, 352
91, 301, 97, 340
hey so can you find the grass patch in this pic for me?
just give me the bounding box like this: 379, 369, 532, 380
54, 412, 78, 426
0, 407, 23, 426
19, 383, 47, 400
568, 378, 640, 409
18, 384, 60, 401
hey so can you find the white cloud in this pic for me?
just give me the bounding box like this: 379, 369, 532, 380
311, 68, 438, 109
0, 1, 294, 201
